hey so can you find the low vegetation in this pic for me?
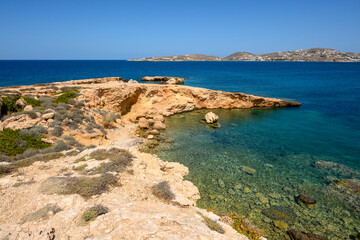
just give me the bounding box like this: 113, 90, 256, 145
81, 205, 109, 223
39, 173, 118, 197
0, 128, 51, 156
20, 204, 62, 224
198, 213, 225, 234
54, 89, 79, 104
23, 96, 41, 107
151, 181, 175, 202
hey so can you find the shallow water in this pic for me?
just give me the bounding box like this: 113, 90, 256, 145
155, 108, 360, 239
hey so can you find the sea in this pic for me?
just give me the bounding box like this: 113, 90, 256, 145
0, 60, 359, 239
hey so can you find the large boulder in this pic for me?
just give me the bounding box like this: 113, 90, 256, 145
153, 121, 166, 130
24, 105, 33, 111
297, 194, 317, 206
138, 117, 149, 129
15, 98, 26, 109
205, 112, 219, 124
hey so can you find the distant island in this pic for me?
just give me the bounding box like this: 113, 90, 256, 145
128, 48, 360, 62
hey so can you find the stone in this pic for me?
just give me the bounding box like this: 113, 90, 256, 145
147, 129, 160, 135
204, 112, 219, 124
218, 179, 225, 188
129, 116, 137, 123
244, 187, 251, 193
269, 193, 281, 199
259, 196, 269, 204
153, 115, 164, 122
147, 135, 154, 139
24, 105, 33, 111
241, 166, 256, 175
15, 98, 26, 108
329, 179, 360, 212
147, 118, 155, 126
153, 121, 166, 130
138, 117, 149, 129
141, 76, 185, 84
262, 206, 296, 224
273, 220, 288, 230
288, 229, 328, 240
313, 160, 358, 177
234, 184, 242, 190
297, 194, 317, 206
41, 112, 55, 120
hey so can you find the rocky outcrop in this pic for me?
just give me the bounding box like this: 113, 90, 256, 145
204, 112, 219, 124
141, 76, 185, 84
0, 111, 54, 131
329, 179, 360, 212
129, 48, 360, 62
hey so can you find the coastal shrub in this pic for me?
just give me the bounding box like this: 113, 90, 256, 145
0, 165, 13, 176
151, 181, 175, 202
13, 180, 35, 187
87, 144, 97, 149
30, 125, 48, 135
0, 128, 51, 156
40, 147, 55, 154
86, 123, 95, 133
74, 157, 87, 163
60, 86, 79, 92
10, 152, 63, 170
81, 205, 109, 223
73, 164, 87, 171
53, 140, 69, 152
51, 125, 63, 137
102, 112, 119, 129
89, 149, 109, 160
86, 149, 132, 175
24, 110, 38, 119
39, 173, 118, 197
68, 99, 77, 105
20, 204, 62, 224
198, 213, 225, 234
77, 101, 85, 108
22, 148, 39, 158
66, 150, 80, 157
23, 96, 41, 107
40, 99, 57, 110
54, 107, 68, 122
54, 89, 79, 104
1, 96, 20, 115
58, 103, 70, 110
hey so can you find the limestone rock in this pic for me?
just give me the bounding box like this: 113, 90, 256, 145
1, 113, 40, 130
24, 105, 33, 111
241, 166, 256, 175
205, 112, 219, 124
153, 115, 164, 122
138, 117, 149, 129
288, 229, 328, 240
15, 98, 26, 108
141, 76, 185, 84
41, 112, 55, 120
153, 121, 166, 130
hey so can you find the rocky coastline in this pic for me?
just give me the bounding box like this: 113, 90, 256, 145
0, 77, 302, 239
128, 48, 360, 62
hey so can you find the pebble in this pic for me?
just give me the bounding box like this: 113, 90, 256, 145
234, 184, 242, 190
244, 187, 252, 193
259, 196, 269, 204
241, 166, 256, 175
269, 193, 281, 199
218, 179, 225, 188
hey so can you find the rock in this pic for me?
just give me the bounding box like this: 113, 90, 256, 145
24, 105, 33, 111
41, 112, 55, 120
15, 98, 26, 108
147, 118, 155, 126
153, 121, 166, 130
41, 138, 55, 144
234, 184, 242, 190
138, 117, 149, 129
273, 220, 288, 230
259, 196, 269, 204
147, 135, 154, 139
129, 116, 137, 123
244, 187, 251, 193
262, 206, 296, 224
218, 179, 225, 188
241, 166, 256, 175
329, 179, 360, 212
288, 229, 328, 240
141, 76, 185, 84
204, 112, 219, 124
269, 193, 281, 199
297, 194, 317, 206
1, 114, 40, 130
355, 232, 360, 240
146, 129, 160, 135
153, 115, 164, 122
313, 160, 358, 177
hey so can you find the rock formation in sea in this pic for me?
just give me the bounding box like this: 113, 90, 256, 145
0, 77, 301, 239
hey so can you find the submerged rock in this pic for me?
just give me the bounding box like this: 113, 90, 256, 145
297, 194, 317, 206
328, 179, 360, 212
273, 220, 288, 230
288, 229, 328, 240
262, 206, 296, 224
313, 161, 358, 177
218, 179, 225, 188
241, 166, 256, 175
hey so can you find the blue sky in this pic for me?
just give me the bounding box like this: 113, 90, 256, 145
0, 0, 359, 59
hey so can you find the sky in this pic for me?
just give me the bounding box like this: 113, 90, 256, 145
0, 0, 359, 59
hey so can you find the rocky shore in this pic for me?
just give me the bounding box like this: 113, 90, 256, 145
0, 77, 302, 239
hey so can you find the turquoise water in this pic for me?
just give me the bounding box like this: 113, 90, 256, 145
1, 61, 360, 239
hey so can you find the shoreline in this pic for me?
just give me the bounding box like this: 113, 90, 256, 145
0, 77, 301, 239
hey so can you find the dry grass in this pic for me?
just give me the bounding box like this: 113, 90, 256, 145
198, 212, 225, 234
151, 181, 175, 202
20, 204, 62, 224
39, 173, 118, 197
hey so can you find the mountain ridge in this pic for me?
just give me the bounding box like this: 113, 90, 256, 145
129, 48, 360, 62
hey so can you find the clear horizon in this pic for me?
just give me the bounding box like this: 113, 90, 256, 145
1, 0, 359, 60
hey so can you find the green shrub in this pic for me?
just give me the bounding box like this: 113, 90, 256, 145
54, 89, 79, 104
0, 128, 51, 156
51, 126, 63, 137
103, 112, 119, 129
0, 165, 13, 176
152, 181, 175, 202
39, 173, 118, 197
53, 140, 69, 152
1, 97, 20, 115
81, 205, 109, 223
23, 97, 41, 107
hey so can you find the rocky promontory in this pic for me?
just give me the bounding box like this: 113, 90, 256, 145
0, 77, 301, 239
129, 48, 360, 62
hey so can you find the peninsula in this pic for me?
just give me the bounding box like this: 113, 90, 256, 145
128, 48, 360, 62
0, 77, 301, 239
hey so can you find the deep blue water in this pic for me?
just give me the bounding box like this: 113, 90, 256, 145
1, 60, 360, 239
